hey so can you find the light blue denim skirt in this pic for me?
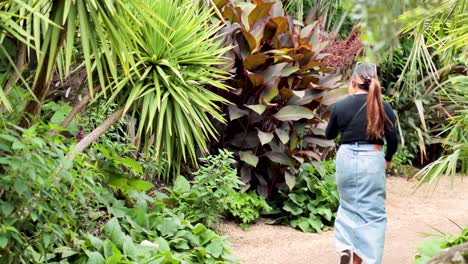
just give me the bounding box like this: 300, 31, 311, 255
334, 144, 387, 264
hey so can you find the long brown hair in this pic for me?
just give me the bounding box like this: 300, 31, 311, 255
350, 63, 386, 140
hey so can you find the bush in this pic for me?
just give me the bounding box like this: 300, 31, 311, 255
414, 226, 468, 264
225, 191, 272, 230
0, 123, 236, 263
271, 161, 339, 232
162, 150, 270, 228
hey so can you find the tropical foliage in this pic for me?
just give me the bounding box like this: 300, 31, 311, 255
161, 150, 270, 229
210, 0, 343, 197
0, 122, 235, 263
270, 161, 338, 232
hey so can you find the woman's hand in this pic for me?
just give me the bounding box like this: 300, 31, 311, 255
385, 161, 390, 170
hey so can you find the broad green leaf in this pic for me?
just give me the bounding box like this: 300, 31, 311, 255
273, 105, 315, 121
288, 193, 307, 206
173, 176, 190, 193
239, 151, 259, 167
257, 129, 274, 145
192, 223, 208, 235
416, 238, 445, 259
127, 179, 154, 192
308, 216, 324, 232
85, 251, 105, 264
206, 237, 224, 258
0, 236, 8, 248
103, 218, 125, 249
246, 104, 267, 115
291, 217, 312, 232
119, 157, 143, 174
1, 202, 14, 217
283, 203, 303, 216
53, 246, 77, 258
157, 218, 180, 237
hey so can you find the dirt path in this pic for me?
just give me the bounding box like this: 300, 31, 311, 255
222, 176, 468, 264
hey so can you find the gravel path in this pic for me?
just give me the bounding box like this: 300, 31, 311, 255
222, 176, 468, 264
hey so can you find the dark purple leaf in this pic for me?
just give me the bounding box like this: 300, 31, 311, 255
264, 151, 296, 166
248, 2, 274, 27
248, 72, 265, 87
287, 90, 324, 105
244, 54, 268, 71
303, 136, 335, 147
320, 87, 348, 105
228, 105, 249, 121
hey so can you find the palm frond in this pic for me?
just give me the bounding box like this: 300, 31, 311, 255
106, 0, 231, 181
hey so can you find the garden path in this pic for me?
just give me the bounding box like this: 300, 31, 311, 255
222, 176, 468, 264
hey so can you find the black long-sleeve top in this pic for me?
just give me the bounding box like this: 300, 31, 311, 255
325, 94, 398, 162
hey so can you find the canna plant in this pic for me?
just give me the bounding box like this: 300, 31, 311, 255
211, 0, 342, 197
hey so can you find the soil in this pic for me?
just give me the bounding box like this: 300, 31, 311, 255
222, 176, 468, 264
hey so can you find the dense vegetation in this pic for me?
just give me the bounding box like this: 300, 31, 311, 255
0, 0, 466, 263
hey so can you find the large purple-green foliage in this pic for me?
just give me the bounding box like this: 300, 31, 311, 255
210, 0, 344, 197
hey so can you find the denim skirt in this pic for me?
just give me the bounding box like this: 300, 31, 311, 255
334, 144, 387, 264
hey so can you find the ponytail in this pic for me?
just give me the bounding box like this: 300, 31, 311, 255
366, 78, 386, 140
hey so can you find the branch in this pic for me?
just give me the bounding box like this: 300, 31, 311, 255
67, 107, 125, 160
49, 85, 101, 137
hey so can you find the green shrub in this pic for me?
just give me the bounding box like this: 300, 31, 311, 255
162, 150, 270, 228
273, 161, 339, 232
225, 191, 272, 230
414, 226, 468, 264
0, 123, 236, 263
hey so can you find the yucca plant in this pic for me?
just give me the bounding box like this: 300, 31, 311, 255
101, 0, 230, 180
6, 0, 162, 126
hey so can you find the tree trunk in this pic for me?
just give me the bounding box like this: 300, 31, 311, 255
429, 242, 468, 264
67, 107, 125, 160
19, 1, 68, 128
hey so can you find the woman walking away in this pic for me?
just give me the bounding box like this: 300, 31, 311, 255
326, 62, 398, 264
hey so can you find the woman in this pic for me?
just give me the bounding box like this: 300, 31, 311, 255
326, 62, 398, 264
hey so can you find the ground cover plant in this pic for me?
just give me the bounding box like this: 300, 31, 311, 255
267, 161, 338, 232
414, 226, 468, 264
161, 150, 271, 229
0, 122, 236, 263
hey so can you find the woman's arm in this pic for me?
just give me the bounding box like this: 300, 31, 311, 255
326, 105, 339, 140
384, 105, 398, 162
